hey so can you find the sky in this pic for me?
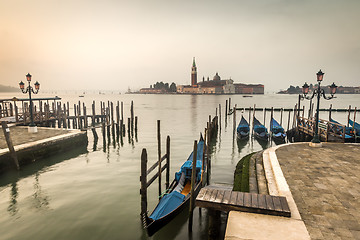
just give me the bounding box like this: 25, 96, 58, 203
1, 0, 359, 93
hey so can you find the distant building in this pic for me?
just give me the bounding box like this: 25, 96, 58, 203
139, 88, 167, 94
177, 58, 264, 94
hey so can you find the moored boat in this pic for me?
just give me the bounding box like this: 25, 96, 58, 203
330, 118, 355, 142
145, 135, 206, 236
270, 118, 286, 142
237, 116, 250, 140
253, 116, 269, 141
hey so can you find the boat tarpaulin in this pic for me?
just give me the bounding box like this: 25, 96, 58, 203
149, 191, 185, 221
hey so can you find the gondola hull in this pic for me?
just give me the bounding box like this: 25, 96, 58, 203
254, 131, 269, 141
237, 116, 250, 140
237, 131, 249, 140
145, 181, 203, 236
144, 136, 206, 236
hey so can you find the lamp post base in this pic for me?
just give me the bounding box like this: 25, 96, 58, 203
28, 126, 38, 133
309, 142, 322, 148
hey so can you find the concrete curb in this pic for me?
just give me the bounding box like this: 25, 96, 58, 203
263, 142, 310, 239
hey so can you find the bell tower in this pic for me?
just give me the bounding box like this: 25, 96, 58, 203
191, 57, 197, 86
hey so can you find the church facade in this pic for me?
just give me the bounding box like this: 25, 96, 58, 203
177, 58, 264, 94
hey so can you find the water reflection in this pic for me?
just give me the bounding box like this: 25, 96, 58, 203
8, 182, 18, 216
2, 148, 87, 217
32, 173, 50, 211
236, 138, 248, 153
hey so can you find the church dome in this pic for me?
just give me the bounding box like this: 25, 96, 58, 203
213, 72, 221, 81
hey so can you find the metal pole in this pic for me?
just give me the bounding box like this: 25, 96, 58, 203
28, 83, 35, 127
312, 84, 321, 143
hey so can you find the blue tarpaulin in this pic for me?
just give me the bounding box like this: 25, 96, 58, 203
149, 191, 185, 221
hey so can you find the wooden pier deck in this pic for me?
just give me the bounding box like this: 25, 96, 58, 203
196, 185, 291, 217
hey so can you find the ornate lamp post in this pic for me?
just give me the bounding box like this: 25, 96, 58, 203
19, 73, 40, 133
301, 70, 337, 146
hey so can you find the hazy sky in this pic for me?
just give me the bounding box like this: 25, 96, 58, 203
1, 0, 359, 92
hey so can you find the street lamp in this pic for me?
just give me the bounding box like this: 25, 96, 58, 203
19, 73, 40, 133
301, 70, 337, 146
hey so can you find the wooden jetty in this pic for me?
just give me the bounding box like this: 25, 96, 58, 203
0, 123, 87, 172
1, 96, 139, 171
196, 185, 291, 217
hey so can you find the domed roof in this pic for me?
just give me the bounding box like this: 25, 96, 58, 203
213, 72, 221, 81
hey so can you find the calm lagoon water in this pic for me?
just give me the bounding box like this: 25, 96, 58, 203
0, 93, 359, 240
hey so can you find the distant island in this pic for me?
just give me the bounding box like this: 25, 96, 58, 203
0, 84, 18, 92
278, 84, 360, 94
138, 58, 264, 95
139, 81, 177, 94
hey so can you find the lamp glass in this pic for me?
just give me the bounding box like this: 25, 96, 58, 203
19, 81, 25, 90
34, 81, 40, 90
26, 73, 32, 82
316, 70, 324, 82
302, 83, 310, 95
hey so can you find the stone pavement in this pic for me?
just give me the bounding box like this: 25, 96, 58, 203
0, 126, 68, 149
276, 143, 360, 239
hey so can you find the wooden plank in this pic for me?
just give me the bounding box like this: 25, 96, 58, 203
229, 191, 238, 205
251, 193, 259, 209
272, 196, 283, 212
209, 189, 218, 202
280, 197, 291, 215
236, 192, 244, 206
214, 189, 225, 203
222, 190, 232, 204
196, 188, 207, 201
265, 195, 275, 211
243, 192, 252, 208
258, 194, 267, 210
204, 189, 214, 201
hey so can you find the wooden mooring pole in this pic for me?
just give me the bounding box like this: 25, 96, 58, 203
225, 100, 228, 117
1, 121, 20, 170
140, 148, 148, 222
157, 120, 162, 198
189, 140, 198, 232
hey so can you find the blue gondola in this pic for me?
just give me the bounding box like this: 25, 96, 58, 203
330, 119, 355, 141
237, 116, 250, 140
253, 116, 269, 141
270, 118, 286, 142
145, 135, 206, 236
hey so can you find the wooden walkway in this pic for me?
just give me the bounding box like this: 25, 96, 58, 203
196, 185, 291, 217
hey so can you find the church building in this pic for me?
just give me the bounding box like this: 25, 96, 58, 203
177, 58, 264, 94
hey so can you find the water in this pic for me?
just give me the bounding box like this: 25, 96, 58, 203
0, 93, 359, 240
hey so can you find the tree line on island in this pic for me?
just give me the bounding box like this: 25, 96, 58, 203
0, 84, 18, 92
149, 81, 177, 93
278, 84, 360, 94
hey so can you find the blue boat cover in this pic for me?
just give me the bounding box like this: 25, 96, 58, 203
237, 116, 250, 134
349, 119, 360, 136
253, 117, 268, 134
149, 191, 185, 221
330, 119, 354, 139
270, 118, 285, 134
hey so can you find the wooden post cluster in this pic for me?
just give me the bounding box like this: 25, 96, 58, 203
140, 121, 171, 227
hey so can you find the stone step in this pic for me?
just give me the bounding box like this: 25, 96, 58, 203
249, 152, 258, 193
255, 150, 269, 195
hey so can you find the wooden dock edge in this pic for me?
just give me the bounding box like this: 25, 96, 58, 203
0, 128, 87, 172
